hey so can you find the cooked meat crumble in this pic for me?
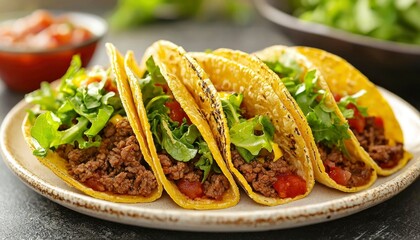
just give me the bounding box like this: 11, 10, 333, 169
57, 118, 158, 197
318, 144, 372, 187
231, 147, 297, 198
158, 153, 229, 200
352, 117, 404, 169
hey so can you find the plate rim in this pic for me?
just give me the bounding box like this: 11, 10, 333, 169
1, 87, 419, 232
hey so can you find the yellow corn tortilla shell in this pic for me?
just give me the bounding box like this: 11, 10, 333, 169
21, 45, 164, 203
124, 41, 240, 210
189, 51, 314, 205
254, 46, 377, 192
294, 46, 413, 176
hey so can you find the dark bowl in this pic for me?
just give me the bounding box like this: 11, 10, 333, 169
0, 11, 107, 93
254, 0, 420, 90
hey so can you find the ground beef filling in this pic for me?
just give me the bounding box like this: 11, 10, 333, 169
158, 153, 229, 200
318, 144, 372, 187
231, 147, 297, 198
352, 117, 404, 169
56, 118, 158, 197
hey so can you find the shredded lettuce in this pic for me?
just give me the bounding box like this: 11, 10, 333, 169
220, 92, 277, 163
140, 57, 216, 182
25, 55, 122, 157
336, 90, 369, 119
265, 60, 351, 152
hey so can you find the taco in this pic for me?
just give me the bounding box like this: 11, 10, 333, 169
293, 47, 412, 176
22, 54, 163, 203
185, 49, 314, 206
119, 41, 240, 209
252, 46, 378, 192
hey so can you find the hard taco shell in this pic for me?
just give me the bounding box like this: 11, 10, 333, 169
254, 46, 377, 192
294, 46, 412, 176
188, 50, 315, 205
21, 44, 164, 203
123, 41, 240, 209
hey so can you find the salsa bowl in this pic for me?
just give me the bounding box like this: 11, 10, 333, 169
0, 11, 107, 92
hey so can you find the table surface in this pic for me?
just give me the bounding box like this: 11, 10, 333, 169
0, 10, 419, 240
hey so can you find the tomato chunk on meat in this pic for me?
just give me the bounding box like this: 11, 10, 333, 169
165, 100, 191, 125
273, 173, 307, 198
374, 117, 384, 128
176, 179, 204, 199
84, 178, 106, 192
347, 103, 366, 133
328, 166, 351, 186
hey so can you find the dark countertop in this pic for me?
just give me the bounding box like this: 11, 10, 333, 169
0, 13, 419, 240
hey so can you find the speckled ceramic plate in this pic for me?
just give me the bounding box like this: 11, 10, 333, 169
1, 88, 419, 232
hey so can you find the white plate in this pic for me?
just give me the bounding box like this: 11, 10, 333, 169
1, 88, 419, 232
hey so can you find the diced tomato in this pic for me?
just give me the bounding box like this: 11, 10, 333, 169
71, 28, 93, 44
155, 83, 169, 93
379, 159, 398, 169
273, 173, 307, 198
0, 10, 93, 49
328, 167, 351, 186
333, 93, 342, 102
165, 100, 191, 125
84, 178, 105, 192
347, 103, 366, 133
81, 75, 101, 85
50, 23, 73, 46
82, 76, 118, 93
104, 80, 118, 93
20, 10, 54, 36
374, 117, 384, 128
176, 179, 204, 199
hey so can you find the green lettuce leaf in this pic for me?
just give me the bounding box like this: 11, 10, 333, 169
337, 90, 368, 118
25, 56, 122, 157
220, 92, 277, 162
139, 57, 167, 106
160, 120, 198, 162
195, 141, 215, 183
230, 115, 274, 158
24, 82, 60, 112
141, 57, 219, 182
220, 93, 243, 127
30, 112, 90, 157
266, 61, 351, 153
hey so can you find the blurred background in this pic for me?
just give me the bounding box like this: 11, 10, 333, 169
0, 0, 419, 107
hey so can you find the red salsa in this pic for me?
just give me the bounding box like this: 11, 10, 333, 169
273, 173, 307, 198
0, 10, 93, 50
